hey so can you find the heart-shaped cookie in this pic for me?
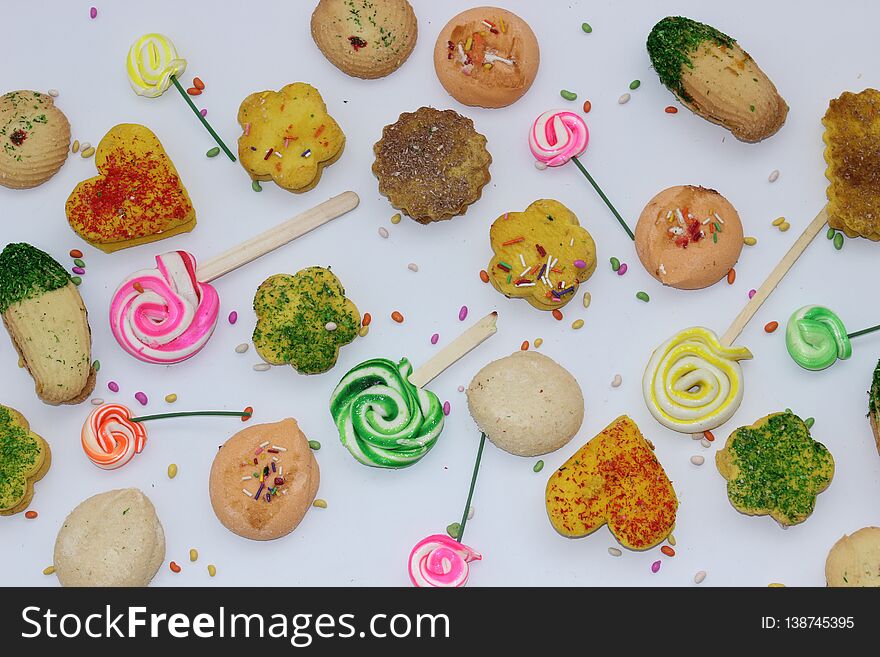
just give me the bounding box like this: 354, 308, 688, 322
65, 124, 196, 253
0, 404, 51, 515
545, 415, 677, 550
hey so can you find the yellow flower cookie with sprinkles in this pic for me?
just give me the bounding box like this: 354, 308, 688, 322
488, 199, 596, 310
237, 83, 345, 193
253, 267, 360, 375
716, 411, 834, 527
0, 404, 51, 516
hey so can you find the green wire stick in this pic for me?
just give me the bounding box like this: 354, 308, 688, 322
170, 75, 236, 162
571, 155, 634, 240
130, 410, 251, 423
455, 432, 487, 543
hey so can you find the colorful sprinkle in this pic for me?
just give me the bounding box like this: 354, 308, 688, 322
362, 313, 372, 327
431, 333, 439, 345
228, 311, 238, 325
764, 321, 779, 333
206, 147, 220, 158
71, 140, 80, 153
71, 276, 82, 286
90, 7, 97, 19
668, 535, 676, 547
69, 249, 83, 258
407, 262, 419, 272
73, 258, 85, 268
572, 319, 585, 330
636, 291, 650, 302
43, 566, 56, 575
691, 455, 705, 466
200, 109, 207, 117
48, 89, 59, 97
133, 282, 144, 293
252, 180, 262, 192
479, 269, 489, 283
521, 340, 529, 351
651, 560, 661, 574
768, 170, 780, 183
727, 268, 736, 285
207, 565, 217, 577
193, 77, 205, 91
771, 216, 786, 227
611, 374, 622, 388
583, 100, 592, 113
443, 401, 451, 416
618, 93, 631, 104
582, 292, 591, 308
694, 571, 707, 584
391, 311, 404, 323
92, 360, 100, 372
242, 406, 253, 421
560, 89, 577, 101
313, 499, 328, 509
608, 547, 622, 557
533, 460, 544, 473
189, 548, 198, 562
629, 79, 641, 90
458, 306, 468, 321
826, 227, 836, 240
661, 546, 675, 557
91, 398, 104, 405
704, 430, 715, 442
167, 463, 178, 479
378, 227, 389, 238
165, 393, 177, 403
446, 522, 461, 539
325, 321, 337, 331
665, 106, 678, 114
391, 213, 402, 224
610, 256, 620, 271
235, 343, 249, 354
108, 381, 119, 393
534, 337, 543, 348
581, 22, 592, 33
833, 232, 844, 250
308, 440, 321, 450
186, 87, 201, 96
617, 263, 628, 276
358, 325, 369, 337
169, 562, 181, 573
779, 222, 791, 232
135, 391, 148, 405
552, 309, 563, 321
574, 259, 587, 269
743, 236, 757, 246
71, 266, 85, 275
253, 363, 270, 372
805, 417, 815, 429
748, 288, 756, 299
25, 510, 37, 519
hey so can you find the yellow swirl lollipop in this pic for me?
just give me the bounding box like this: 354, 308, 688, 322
127, 33, 187, 98
642, 327, 752, 433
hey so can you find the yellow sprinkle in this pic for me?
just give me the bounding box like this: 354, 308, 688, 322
358, 325, 369, 337
779, 222, 791, 232
313, 499, 328, 509
81, 147, 95, 158
207, 565, 217, 577
483, 63, 493, 70
167, 463, 178, 479
768, 582, 786, 587
164, 393, 177, 403
571, 319, 585, 330
771, 216, 786, 227
43, 566, 56, 575
71, 140, 80, 153
668, 534, 676, 547
189, 548, 198, 562
582, 291, 591, 308
465, 36, 473, 51
499, 16, 506, 33
390, 213, 401, 225
743, 236, 757, 246
534, 338, 543, 348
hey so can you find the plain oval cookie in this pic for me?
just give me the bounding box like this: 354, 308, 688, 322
210, 418, 319, 541
467, 351, 584, 456
53, 488, 165, 587
0, 90, 70, 189
311, 0, 418, 79
825, 526, 880, 587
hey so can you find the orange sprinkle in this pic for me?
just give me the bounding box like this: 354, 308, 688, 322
69, 249, 83, 258
242, 406, 253, 422
520, 340, 529, 351
169, 561, 181, 573
727, 268, 736, 284
502, 236, 525, 246
703, 430, 715, 442
661, 546, 676, 557
479, 269, 489, 283
552, 309, 563, 321
362, 312, 372, 327
186, 87, 202, 96
133, 282, 144, 293
764, 321, 779, 333
391, 311, 404, 324
665, 106, 678, 114
25, 510, 38, 519
193, 77, 205, 90
583, 100, 592, 113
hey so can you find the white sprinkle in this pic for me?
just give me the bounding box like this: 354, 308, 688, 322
666, 210, 673, 220
701, 438, 711, 448
520, 266, 531, 277
569, 238, 574, 247
608, 547, 623, 557
253, 363, 270, 372
241, 489, 252, 497
658, 263, 666, 275
281, 489, 288, 495
534, 160, 547, 170
325, 321, 337, 331
407, 263, 419, 272
694, 571, 707, 584
516, 281, 536, 287
259, 441, 270, 448
458, 385, 465, 392
714, 212, 724, 224
271, 456, 279, 462
467, 506, 475, 520
768, 169, 780, 183
701, 217, 712, 225
618, 93, 631, 104
582, 291, 591, 308
691, 455, 705, 466
481, 20, 493, 29
235, 343, 249, 354
484, 52, 514, 66
241, 476, 252, 481
691, 433, 703, 441
669, 226, 684, 235
91, 397, 104, 405
271, 445, 287, 452
549, 256, 558, 270
519, 254, 527, 267
278, 465, 283, 476
80, 142, 91, 151
611, 374, 622, 388
675, 208, 685, 225
378, 227, 390, 238
274, 151, 283, 158
48, 89, 59, 97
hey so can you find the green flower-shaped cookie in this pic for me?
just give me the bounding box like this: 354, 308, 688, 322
716, 411, 834, 526
1, 404, 51, 515
252, 266, 360, 375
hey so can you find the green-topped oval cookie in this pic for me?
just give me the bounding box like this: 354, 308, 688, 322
0, 242, 70, 314
0, 404, 51, 515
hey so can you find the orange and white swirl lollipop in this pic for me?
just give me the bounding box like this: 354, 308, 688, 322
82, 404, 147, 470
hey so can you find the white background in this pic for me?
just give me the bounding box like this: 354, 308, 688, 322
1, 0, 879, 587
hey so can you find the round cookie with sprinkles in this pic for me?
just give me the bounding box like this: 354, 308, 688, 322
488, 199, 596, 310
635, 185, 743, 290
0, 90, 70, 189
209, 418, 320, 541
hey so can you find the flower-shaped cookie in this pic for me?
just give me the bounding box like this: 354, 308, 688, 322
237, 83, 345, 193
488, 199, 596, 310
0, 404, 51, 515
545, 415, 678, 551
716, 411, 834, 526
252, 267, 359, 375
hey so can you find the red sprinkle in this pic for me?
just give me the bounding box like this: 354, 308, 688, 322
362, 313, 372, 327
133, 282, 144, 293
703, 430, 715, 442
242, 406, 253, 422
264, 148, 274, 160
502, 236, 525, 246
25, 510, 38, 519
479, 270, 489, 283
665, 106, 678, 114
661, 546, 675, 557
764, 321, 779, 333
552, 309, 563, 321
520, 340, 529, 351
583, 100, 592, 113
69, 249, 83, 259
193, 77, 205, 90
727, 268, 736, 285
186, 87, 202, 96
391, 311, 404, 323
169, 561, 181, 573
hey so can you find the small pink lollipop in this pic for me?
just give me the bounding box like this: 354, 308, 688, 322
529, 109, 634, 240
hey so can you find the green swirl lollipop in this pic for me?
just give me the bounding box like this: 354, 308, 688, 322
785, 305, 880, 371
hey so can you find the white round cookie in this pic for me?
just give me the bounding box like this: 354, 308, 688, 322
467, 351, 584, 457
54, 488, 165, 587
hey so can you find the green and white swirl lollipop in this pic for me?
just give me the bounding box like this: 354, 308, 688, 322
786, 305, 880, 371
330, 312, 498, 468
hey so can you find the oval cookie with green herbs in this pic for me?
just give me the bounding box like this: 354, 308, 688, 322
0, 90, 70, 189
0, 405, 51, 515
252, 267, 359, 375
716, 411, 834, 526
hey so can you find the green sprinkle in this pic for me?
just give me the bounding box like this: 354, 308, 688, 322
206, 147, 221, 158
804, 417, 815, 429
713, 232, 718, 243
0, 243, 71, 313
581, 22, 592, 33
610, 256, 620, 271
73, 258, 85, 268
71, 276, 82, 286
308, 440, 321, 450
92, 360, 100, 372
533, 460, 545, 473
750, 105, 756, 112
446, 522, 461, 539
506, 274, 511, 284
560, 89, 577, 101
833, 232, 844, 250
826, 227, 836, 240
629, 79, 641, 90
498, 261, 513, 270
252, 180, 262, 192
636, 291, 650, 302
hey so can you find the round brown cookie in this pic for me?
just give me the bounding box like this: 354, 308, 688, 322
311, 0, 418, 79
467, 351, 584, 456
434, 7, 540, 108
54, 488, 165, 587
210, 418, 320, 541
0, 405, 51, 516
0, 90, 70, 189
825, 526, 880, 587
373, 107, 491, 223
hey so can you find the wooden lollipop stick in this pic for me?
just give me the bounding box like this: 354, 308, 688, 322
409, 312, 498, 389
197, 191, 359, 282
721, 206, 829, 346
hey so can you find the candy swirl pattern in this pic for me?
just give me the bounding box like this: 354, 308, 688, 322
109, 251, 220, 364
329, 357, 444, 469
81, 404, 147, 470
642, 327, 753, 433
408, 534, 481, 588
126, 33, 187, 98
529, 110, 589, 167
785, 305, 852, 371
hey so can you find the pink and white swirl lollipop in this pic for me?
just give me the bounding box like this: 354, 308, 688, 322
408, 534, 482, 588
529, 110, 634, 239
109, 192, 360, 364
